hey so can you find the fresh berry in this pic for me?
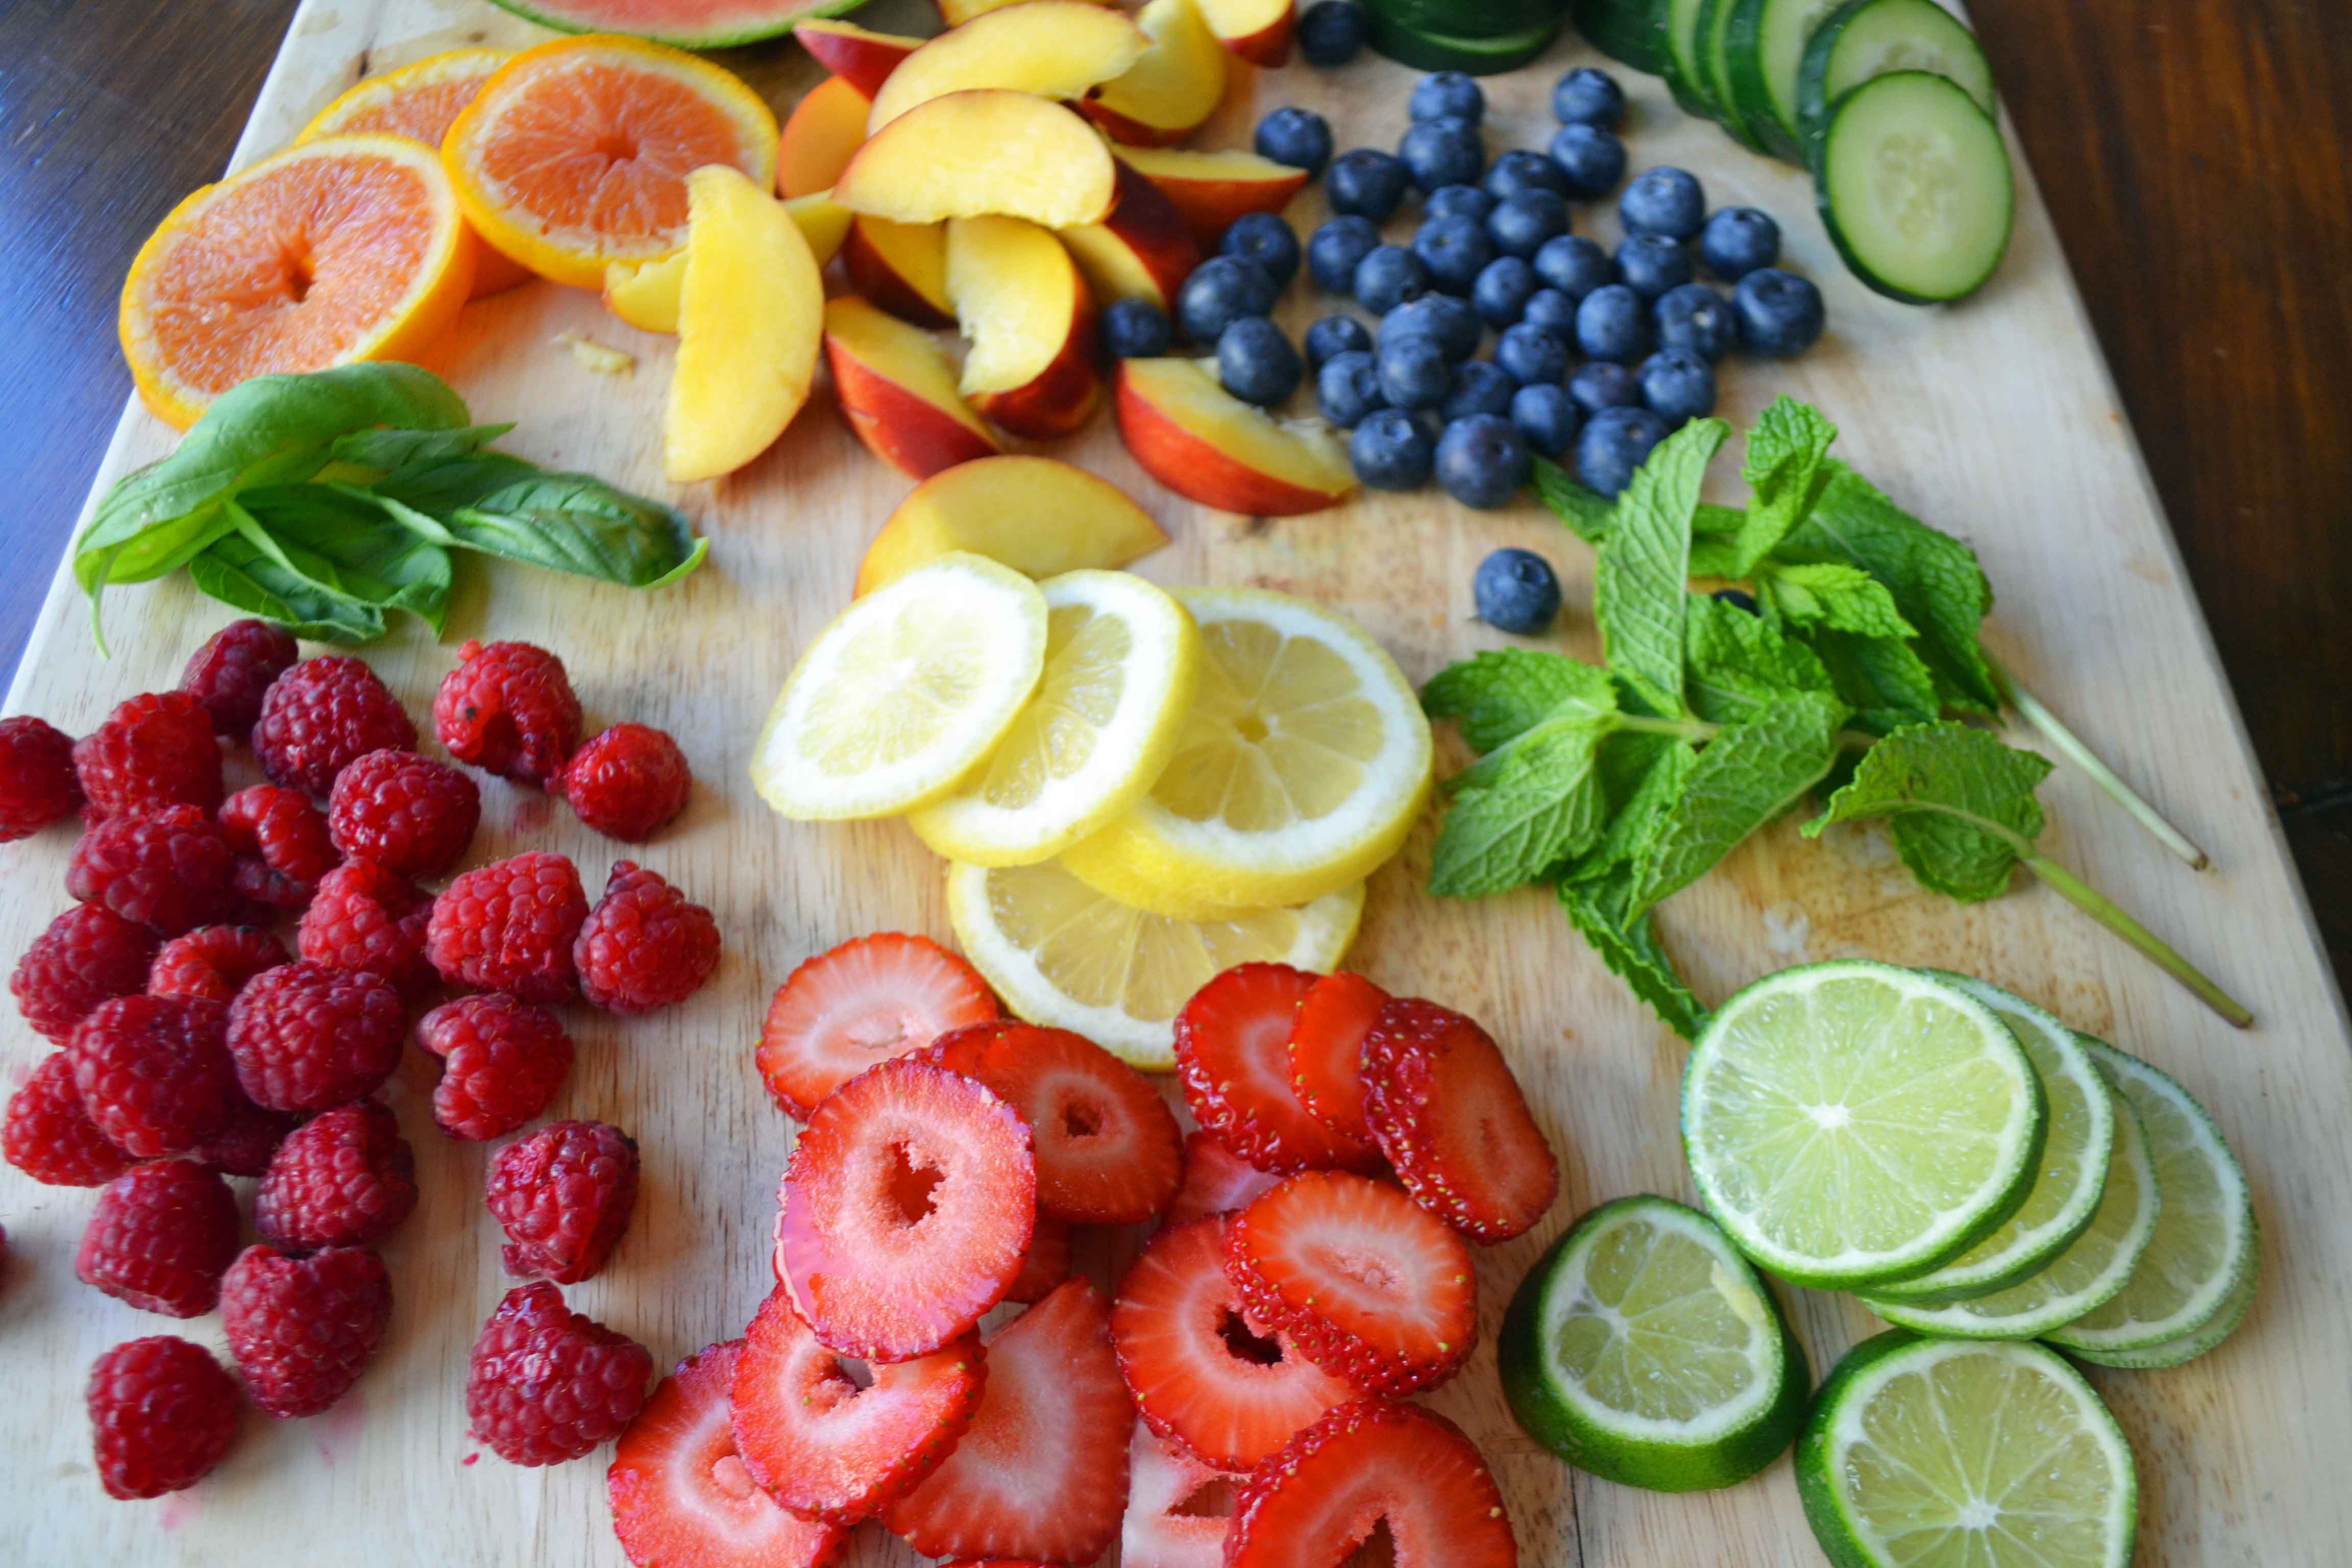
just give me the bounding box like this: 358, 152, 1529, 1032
86, 1336, 241, 1499
1411, 212, 1492, 295
1253, 106, 1332, 176
1102, 297, 1173, 360
572, 861, 720, 1015
67, 804, 235, 935
487, 1119, 640, 1284
1218, 318, 1304, 408
1176, 964, 1381, 1174
254, 1101, 418, 1251
1472, 256, 1538, 327
1440, 362, 1517, 424
1616, 232, 1695, 300
1485, 148, 1568, 204
253, 656, 416, 797
220, 1243, 391, 1417
226, 961, 404, 1113
1295, 0, 1363, 64
1699, 204, 1781, 280
327, 748, 479, 877
467, 1280, 653, 1466
1224, 1171, 1477, 1396
1437, 413, 1531, 508
77, 1158, 240, 1317
189, 1090, 299, 1179
1176, 256, 1277, 346
1487, 189, 1570, 261
1286, 972, 1388, 1146
418, 992, 574, 1141
1221, 212, 1301, 290
73, 691, 222, 821
1351, 244, 1428, 316
1534, 233, 1614, 302
1473, 547, 1563, 633
1166, 1130, 1282, 1226
1375, 334, 1449, 413
427, 851, 589, 1002
1569, 360, 1641, 415
1575, 404, 1670, 496
1303, 313, 1372, 371
1382, 292, 1481, 361
1620, 166, 1706, 240
1522, 286, 1579, 338
1408, 71, 1483, 125
0, 715, 80, 839
1575, 282, 1652, 364
1224, 1400, 1516, 1566
1315, 351, 1385, 429
1112, 1217, 1354, 1471
4, 1050, 134, 1186
149, 924, 288, 1004
1638, 346, 1719, 426
1425, 183, 1493, 224
1122, 1420, 1233, 1567
68, 993, 235, 1158
611, 1339, 851, 1568
1554, 66, 1627, 129
1733, 266, 1826, 356
563, 723, 693, 842
1546, 123, 1626, 200
297, 858, 434, 992
778, 1059, 1035, 1361
1349, 408, 1435, 491
729, 1288, 985, 1524
1306, 216, 1379, 292
1326, 149, 1409, 223
217, 784, 337, 911
756, 933, 998, 1120
180, 619, 299, 739
1511, 382, 1581, 459
881, 1280, 1129, 1564
1655, 280, 1737, 361
1714, 586, 1761, 614
433, 640, 580, 789
1004, 1215, 1072, 1304
1360, 999, 1558, 1243
11, 903, 158, 1042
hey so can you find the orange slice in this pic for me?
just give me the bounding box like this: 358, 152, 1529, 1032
442, 34, 778, 289
118, 134, 475, 430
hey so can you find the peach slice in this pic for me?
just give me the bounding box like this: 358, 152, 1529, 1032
855, 455, 1169, 595
666, 165, 825, 483
835, 90, 1118, 229
1083, 0, 1228, 146
868, 2, 1148, 134
1111, 145, 1308, 246
823, 295, 1003, 479
783, 190, 853, 266
940, 0, 1115, 22
777, 73, 869, 198
944, 215, 1101, 440
1057, 162, 1199, 311
1115, 357, 1354, 516
1198, 0, 1294, 65
841, 215, 954, 327
796, 18, 923, 99
602, 190, 847, 332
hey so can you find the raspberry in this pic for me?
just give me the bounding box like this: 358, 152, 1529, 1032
297, 859, 434, 992
77, 1158, 240, 1317
72, 691, 222, 821
327, 747, 481, 877
180, 618, 299, 740
218, 785, 338, 911
11, 903, 159, 1042
563, 724, 692, 842
255, 1101, 419, 1251
0, 714, 80, 840
416, 993, 574, 1141
467, 1280, 652, 1465
86, 1336, 242, 1498
226, 961, 405, 1113
253, 657, 417, 797
68, 993, 236, 1159
190, 1090, 300, 1179
4, 1051, 134, 1186
149, 924, 289, 1004
485, 1119, 639, 1283
433, 640, 581, 789
67, 804, 236, 935
574, 862, 720, 1015
221, 1244, 392, 1417
428, 851, 587, 1002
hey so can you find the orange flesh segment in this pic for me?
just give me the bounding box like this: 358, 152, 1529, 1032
301, 54, 505, 142
474, 62, 745, 247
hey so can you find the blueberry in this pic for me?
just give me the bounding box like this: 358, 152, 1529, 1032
1712, 586, 1759, 614
1351, 408, 1436, 489
1438, 416, 1532, 510
1307, 215, 1381, 291
1375, 333, 1452, 410
1653, 282, 1735, 362
1326, 149, 1411, 221
1574, 404, 1670, 496
1413, 212, 1493, 295
1486, 190, 1570, 260
1101, 298, 1172, 359
1574, 282, 1651, 363
1614, 233, 1695, 300
1473, 546, 1561, 630
1636, 347, 1716, 426
1733, 267, 1825, 356
1522, 287, 1578, 337
1398, 115, 1484, 193
1382, 294, 1481, 360
1698, 206, 1780, 281
1569, 360, 1641, 414
1177, 256, 1278, 344
1533, 234, 1614, 302
1473, 257, 1540, 327
1552, 67, 1626, 129
1547, 124, 1627, 200
1353, 244, 1429, 314
1296, 0, 1365, 65
1424, 184, 1493, 224
1619, 166, 1705, 240
1255, 106, 1334, 175
1218, 317, 1305, 406
1316, 350, 1386, 427
1441, 360, 1517, 422
1495, 322, 1569, 386
1221, 212, 1301, 290
1409, 70, 1484, 124
1510, 382, 1581, 458
1304, 313, 1373, 370
1484, 149, 1569, 203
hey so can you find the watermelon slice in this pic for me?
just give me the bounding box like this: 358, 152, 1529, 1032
487, 0, 869, 50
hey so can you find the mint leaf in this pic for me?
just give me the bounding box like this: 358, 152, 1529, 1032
1531, 457, 1615, 543
1804, 627, 1942, 734
1758, 562, 1914, 638
1429, 719, 1612, 896
1684, 595, 1836, 723
1805, 722, 2052, 900
1594, 418, 1727, 716
1560, 874, 1707, 1039
1725, 397, 1837, 575
1627, 691, 1849, 913
1423, 650, 1617, 755
1569, 732, 1700, 880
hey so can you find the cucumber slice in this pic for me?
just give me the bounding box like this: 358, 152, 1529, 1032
1573, 0, 1668, 73
1369, 0, 1562, 41
1698, 0, 1768, 151
1725, 0, 1846, 163
1661, 0, 1718, 116
1362, 6, 1560, 71
1815, 70, 2013, 303
1797, 0, 1995, 153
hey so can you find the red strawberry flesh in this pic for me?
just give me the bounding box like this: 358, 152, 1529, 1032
1224, 1399, 1518, 1567
1361, 998, 1559, 1243
1166, 1130, 1284, 1227
1286, 972, 1389, 1145
1175, 964, 1380, 1174
757, 934, 998, 1120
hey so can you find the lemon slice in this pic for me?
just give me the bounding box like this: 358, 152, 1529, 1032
751, 552, 1046, 820
908, 571, 1200, 866
944, 859, 1364, 1070
1058, 587, 1433, 913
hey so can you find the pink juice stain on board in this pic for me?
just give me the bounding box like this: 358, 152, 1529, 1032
313, 1388, 368, 1467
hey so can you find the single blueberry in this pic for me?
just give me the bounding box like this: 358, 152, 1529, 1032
1636, 347, 1717, 426
1296, 0, 1365, 65
1382, 294, 1481, 360
1304, 313, 1373, 370
1473, 546, 1562, 630
1522, 287, 1578, 337
1375, 333, 1453, 410
1307, 215, 1382, 292
1351, 407, 1436, 489
1438, 416, 1533, 510
1221, 212, 1301, 290
1441, 359, 1517, 422
1620, 166, 1706, 240
1575, 404, 1670, 496
1413, 212, 1494, 295
1575, 282, 1651, 363
1100, 298, 1171, 359
1495, 323, 1569, 386
1399, 115, 1485, 192
1614, 233, 1695, 300
1473, 256, 1541, 327
1487, 189, 1571, 260
1533, 233, 1614, 301
1255, 106, 1334, 175
1569, 360, 1641, 414
1410, 70, 1484, 124
1485, 149, 1570, 203
1176, 255, 1278, 344
1733, 267, 1826, 356
1424, 184, 1493, 224
1353, 243, 1430, 314
1653, 282, 1735, 361
1326, 149, 1411, 221
1698, 205, 1781, 281
1510, 382, 1581, 458
1316, 350, 1386, 427
1712, 586, 1759, 614
1219, 317, 1305, 406
1547, 124, 1627, 200
1553, 67, 1626, 129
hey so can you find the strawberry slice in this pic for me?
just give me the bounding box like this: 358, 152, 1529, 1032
1003, 1214, 1071, 1304
1112, 1217, 1354, 1471
1224, 1171, 1477, 1397
775, 1058, 1036, 1361
882, 1279, 1130, 1564
1226, 1400, 1518, 1567
607, 1338, 848, 1568
1122, 1420, 1236, 1568
1175, 964, 1380, 1174
1286, 972, 1389, 1145
757, 934, 998, 1119
1166, 1131, 1282, 1226
728, 1289, 985, 1524
1361, 998, 1559, 1243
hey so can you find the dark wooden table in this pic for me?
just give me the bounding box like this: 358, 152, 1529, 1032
4, 0, 2347, 989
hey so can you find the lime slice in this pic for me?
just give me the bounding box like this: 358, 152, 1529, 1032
1499, 1195, 1807, 1491
2065, 1242, 2259, 1370
2045, 1038, 2257, 1356
1798, 1331, 2137, 1568
1865, 975, 2114, 1305
1681, 962, 2047, 1289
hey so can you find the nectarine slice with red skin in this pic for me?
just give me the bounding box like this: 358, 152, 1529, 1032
1111, 145, 1308, 247
824, 295, 1003, 480
1058, 162, 1200, 312
855, 455, 1170, 597
842, 215, 955, 328
666, 166, 825, 483
1115, 357, 1354, 517
868, 1, 1147, 135
836, 90, 1118, 229
778, 73, 869, 198
940, 0, 1116, 22
1197, 0, 1295, 65
945, 215, 1101, 441
1084, 0, 1229, 146
605, 191, 845, 333
796, 18, 923, 99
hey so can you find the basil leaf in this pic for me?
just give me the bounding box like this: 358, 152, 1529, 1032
239, 487, 454, 634
446, 473, 707, 587
189, 536, 389, 645
329, 423, 516, 474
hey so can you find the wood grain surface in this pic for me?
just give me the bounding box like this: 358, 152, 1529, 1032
2, 2, 2349, 1565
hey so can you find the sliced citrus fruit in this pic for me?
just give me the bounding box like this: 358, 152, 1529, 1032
119, 134, 474, 430
751, 552, 1047, 821
945, 859, 1363, 1070
442, 33, 778, 289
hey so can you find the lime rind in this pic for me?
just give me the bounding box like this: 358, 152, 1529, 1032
2063, 1236, 2260, 1370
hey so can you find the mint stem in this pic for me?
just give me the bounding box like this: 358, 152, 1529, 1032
2020, 851, 2252, 1027
1993, 657, 2211, 872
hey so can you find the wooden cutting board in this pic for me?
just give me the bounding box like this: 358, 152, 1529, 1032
4, 0, 2347, 1561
